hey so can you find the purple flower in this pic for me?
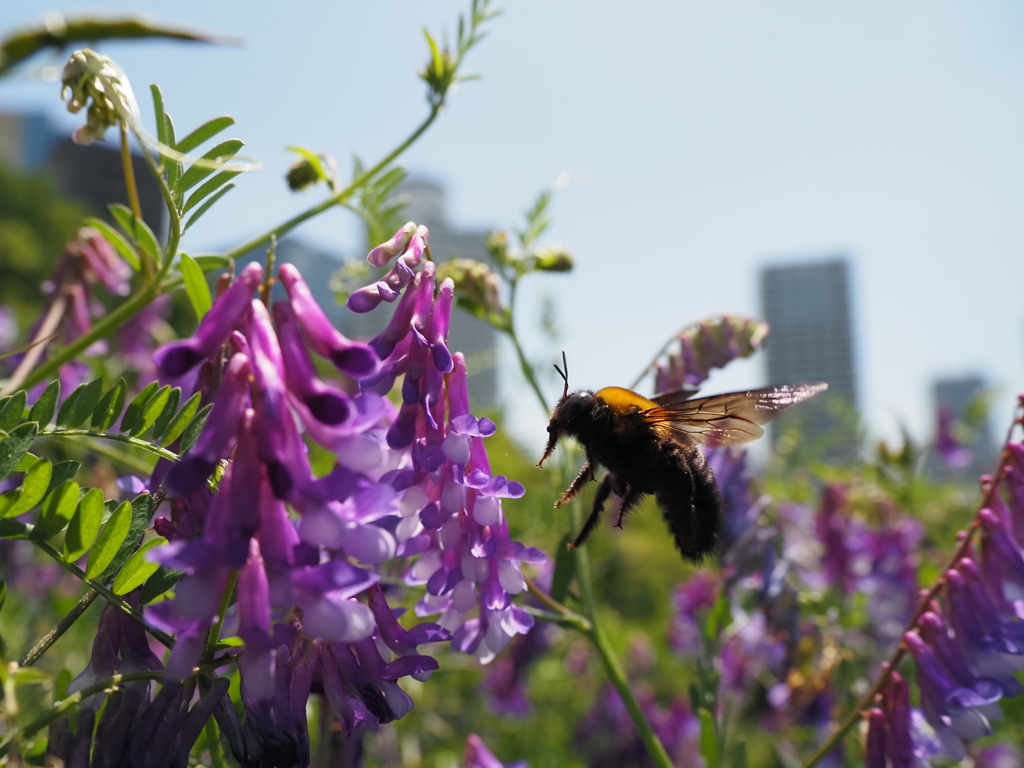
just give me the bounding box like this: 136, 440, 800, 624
865, 709, 886, 768
654, 315, 769, 392
668, 572, 719, 655
462, 733, 528, 768
347, 224, 429, 313
936, 404, 973, 468
279, 263, 379, 377
155, 261, 263, 380
815, 485, 854, 593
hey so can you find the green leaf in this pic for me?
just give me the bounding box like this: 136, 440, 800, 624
699, 709, 719, 768
97, 494, 153, 583
55, 383, 87, 428
151, 84, 167, 146
732, 742, 748, 768
33, 480, 80, 540
0, 422, 38, 482
64, 487, 105, 562
193, 255, 230, 272
1, 457, 51, 518
177, 139, 243, 195
68, 377, 104, 429
85, 217, 140, 271
179, 403, 212, 453
110, 204, 162, 263
13, 667, 51, 687
45, 461, 81, 496
85, 500, 132, 580
28, 381, 60, 427
176, 116, 236, 156
0, 580, 6, 613
549, 533, 575, 603
180, 254, 212, 320
160, 392, 200, 446
0, 391, 26, 432
112, 536, 166, 595
183, 168, 242, 215
91, 378, 127, 431
141, 564, 185, 603
183, 183, 234, 233
150, 387, 182, 442
13, 452, 37, 471
165, 113, 182, 190
130, 385, 171, 437
120, 381, 159, 433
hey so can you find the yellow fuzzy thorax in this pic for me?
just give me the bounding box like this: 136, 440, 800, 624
594, 386, 659, 415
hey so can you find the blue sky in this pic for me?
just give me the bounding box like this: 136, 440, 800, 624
3, 1, 1024, 451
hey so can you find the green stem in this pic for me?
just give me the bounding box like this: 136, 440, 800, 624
41, 428, 180, 462
503, 280, 550, 413
222, 107, 440, 263
203, 717, 229, 768
204, 569, 239, 663
19, 589, 99, 667
567, 498, 674, 768
30, 536, 175, 648
121, 123, 151, 280
137, 139, 182, 268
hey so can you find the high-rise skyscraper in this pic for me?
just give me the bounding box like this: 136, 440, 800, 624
759, 257, 858, 456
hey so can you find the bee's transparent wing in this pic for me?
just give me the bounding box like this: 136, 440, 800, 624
643, 382, 828, 448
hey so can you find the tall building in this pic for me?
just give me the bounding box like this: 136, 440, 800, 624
759, 258, 858, 456
0, 112, 166, 236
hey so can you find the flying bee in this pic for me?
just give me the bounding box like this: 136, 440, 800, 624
538, 353, 826, 561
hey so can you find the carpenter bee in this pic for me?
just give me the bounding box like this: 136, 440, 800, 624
538, 354, 826, 561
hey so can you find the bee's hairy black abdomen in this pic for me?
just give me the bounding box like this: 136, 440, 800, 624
654, 442, 722, 562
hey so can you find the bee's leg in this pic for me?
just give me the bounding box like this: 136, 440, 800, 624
613, 485, 645, 529
568, 472, 614, 550
554, 460, 596, 508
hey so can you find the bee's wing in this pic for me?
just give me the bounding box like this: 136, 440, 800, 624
650, 387, 701, 407
642, 382, 828, 448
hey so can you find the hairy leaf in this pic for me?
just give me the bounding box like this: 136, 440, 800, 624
91, 378, 127, 431
0, 423, 38, 482
97, 494, 153, 583
67, 377, 104, 429
179, 403, 212, 453
112, 536, 166, 595
85, 501, 132, 580
176, 139, 244, 195
151, 387, 182, 442
180, 254, 212, 320
45, 461, 81, 497
120, 381, 159, 433
33, 480, 80, 540
161, 392, 200, 446
0, 391, 26, 433
55, 383, 87, 429
183, 168, 242, 215
183, 183, 234, 233
65, 487, 105, 563
141, 565, 185, 604
1, 457, 51, 519
28, 381, 60, 427
176, 116, 236, 156
131, 385, 171, 437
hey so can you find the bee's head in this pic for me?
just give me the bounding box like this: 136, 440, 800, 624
539, 353, 592, 467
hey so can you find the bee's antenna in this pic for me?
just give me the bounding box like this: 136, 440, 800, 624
553, 351, 569, 403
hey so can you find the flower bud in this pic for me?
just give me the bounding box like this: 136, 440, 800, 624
532, 244, 574, 272
61, 49, 140, 145
484, 230, 509, 266
286, 158, 322, 191
435, 259, 503, 320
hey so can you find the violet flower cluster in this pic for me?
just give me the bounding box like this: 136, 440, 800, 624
868, 441, 1024, 763
137, 222, 540, 757
653, 315, 769, 393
